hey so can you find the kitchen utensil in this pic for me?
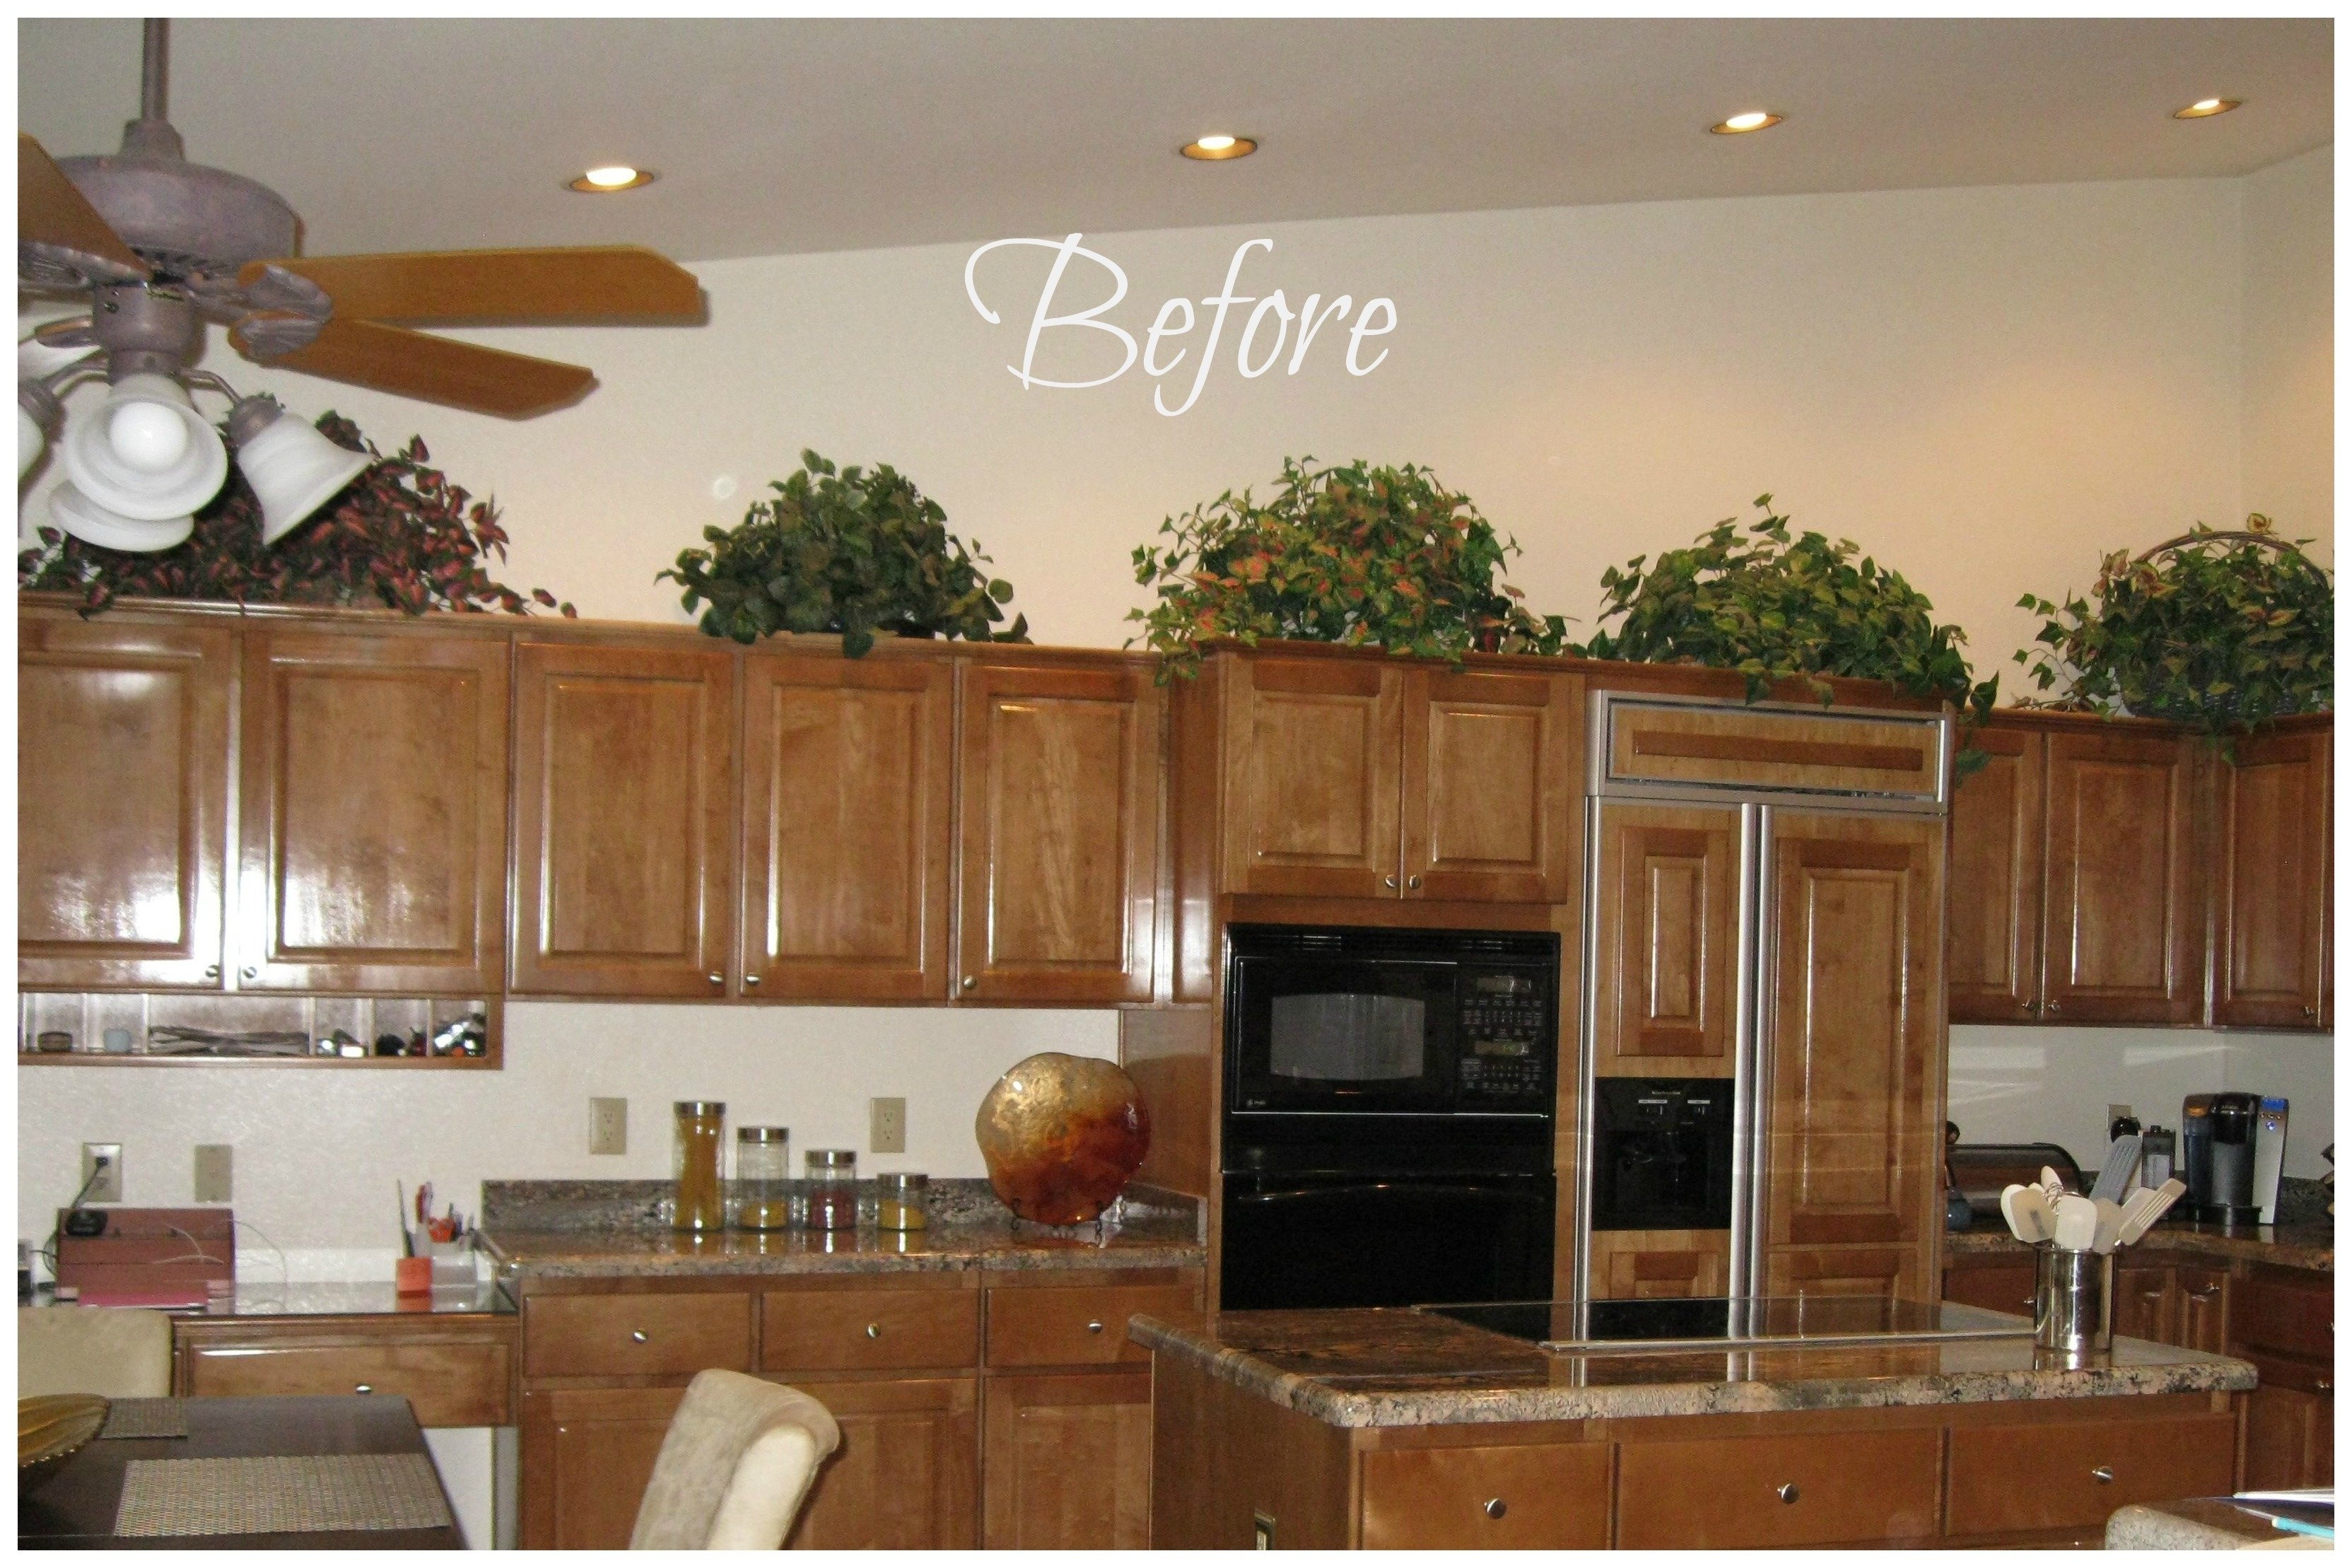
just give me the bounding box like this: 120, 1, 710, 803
2091, 1198, 2126, 1253
1999, 1184, 2030, 1241
2052, 1193, 2098, 1252
2017, 1185, 2055, 1242
2090, 1135, 2143, 1203
395, 1183, 413, 1257
2117, 1178, 2187, 1246
2001, 1184, 2053, 1244
2040, 1166, 2070, 1207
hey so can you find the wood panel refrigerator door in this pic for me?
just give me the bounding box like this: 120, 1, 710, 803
2213, 722, 2331, 1029
19, 616, 230, 989
511, 641, 735, 997
2042, 729, 2201, 1024
237, 629, 509, 993
1591, 802, 1740, 1077
1761, 812, 1942, 1305
1400, 668, 1575, 903
1221, 657, 1403, 898
957, 662, 1160, 1002
741, 655, 951, 1000
1946, 725, 2044, 1022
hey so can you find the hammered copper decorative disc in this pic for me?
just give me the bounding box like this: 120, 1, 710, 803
975, 1052, 1151, 1224
21, 1393, 108, 1468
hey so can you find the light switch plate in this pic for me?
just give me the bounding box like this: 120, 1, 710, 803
870, 1097, 906, 1154
193, 1144, 233, 1204
81, 1143, 122, 1204
589, 1097, 628, 1157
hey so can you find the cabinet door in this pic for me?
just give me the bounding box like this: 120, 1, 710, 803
741, 654, 951, 1000
1947, 725, 2044, 1021
522, 1384, 683, 1550
1399, 668, 1575, 903
20, 616, 230, 989
1592, 803, 1739, 1075
1942, 1257, 2037, 1319
981, 1371, 1151, 1550
2042, 729, 2200, 1023
2175, 1267, 2228, 1353
2245, 1374, 2333, 1490
511, 641, 735, 997
2112, 1262, 2177, 1345
1761, 813, 1941, 1305
1589, 1229, 1731, 1299
2213, 722, 2331, 1029
957, 661, 1160, 1002
787, 1376, 978, 1550
1221, 657, 1403, 898
235, 628, 509, 993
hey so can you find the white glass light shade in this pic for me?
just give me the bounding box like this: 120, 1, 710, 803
19, 404, 44, 479
235, 404, 372, 544
62, 373, 228, 521
49, 480, 195, 552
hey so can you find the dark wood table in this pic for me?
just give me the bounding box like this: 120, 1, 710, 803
19, 1395, 462, 1550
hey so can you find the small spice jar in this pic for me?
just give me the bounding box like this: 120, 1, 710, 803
877, 1172, 930, 1231
804, 1149, 858, 1230
733, 1126, 791, 1230
672, 1101, 727, 1233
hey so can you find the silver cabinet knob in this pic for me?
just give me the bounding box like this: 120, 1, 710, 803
631, 1330, 649, 1343
708, 972, 724, 986
2315, 1378, 2331, 1393
2045, 1000, 2063, 1015
1407, 874, 1422, 889
2092, 1466, 2114, 1485
744, 973, 761, 986
2303, 1006, 2318, 1019
865, 1323, 882, 1339
240, 966, 257, 980
961, 976, 976, 990
1777, 1483, 1800, 1504
354, 1383, 373, 1394
1482, 1499, 1507, 1520
203, 964, 221, 980
1087, 1321, 1105, 1334
1383, 875, 1399, 890
2017, 998, 2033, 1011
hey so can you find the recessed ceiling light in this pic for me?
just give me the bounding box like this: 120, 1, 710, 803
2172, 98, 2242, 119
1180, 134, 1258, 161
1709, 111, 1784, 136
567, 165, 655, 193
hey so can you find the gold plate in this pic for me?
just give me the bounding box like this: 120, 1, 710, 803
20, 1393, 109, 1468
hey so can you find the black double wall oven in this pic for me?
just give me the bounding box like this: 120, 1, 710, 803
1218, 924, 1560, 1311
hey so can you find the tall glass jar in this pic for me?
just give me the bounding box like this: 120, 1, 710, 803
673, 1101, 727, 1232
734, 1126, 791, 1230
805, 1149, 858, 1230
877, 1172, 929, 1231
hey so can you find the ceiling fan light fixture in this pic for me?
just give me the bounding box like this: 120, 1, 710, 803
1710, 111, 1783, 135
62, 372, 226, 520
18, 377, 65, 479
228, 394, 373, 544
2172, 98, 2242, 119
1180, 135, 1258, 160
568, 165, 655, 192
49, 479, 194, 553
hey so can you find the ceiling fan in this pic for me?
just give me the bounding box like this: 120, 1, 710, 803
20, 19, 703, 548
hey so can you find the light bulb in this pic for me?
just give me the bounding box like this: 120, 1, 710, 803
108, 400, 190, 472
583, 165, 638, 187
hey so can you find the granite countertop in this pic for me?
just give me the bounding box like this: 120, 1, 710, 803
1128, 1304, 2258, 1429
1946, 1218, 2334, 1273
2105, 1498, 2326, 1550
480, 1178, 1205, 1280
25, 1279, 514, 1317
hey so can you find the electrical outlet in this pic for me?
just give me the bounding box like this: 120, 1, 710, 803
870, 1097, 907, 1154
589, 1097, 628, 1156
81, 1143, 122, 1204
193, 1145, 233, 1204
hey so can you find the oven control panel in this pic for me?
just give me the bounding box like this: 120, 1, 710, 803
1456, 970, 1552, 1104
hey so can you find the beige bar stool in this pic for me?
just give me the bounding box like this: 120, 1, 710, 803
630, 1369, 841, 1550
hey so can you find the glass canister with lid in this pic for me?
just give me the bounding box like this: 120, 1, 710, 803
733, 1126, 791, 1230
673, 1101, 727, 1232
877, 1172, 930, 1231
805, 1148, 858, 1229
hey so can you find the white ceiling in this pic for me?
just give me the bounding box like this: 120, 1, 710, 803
18, 18, 2334, 266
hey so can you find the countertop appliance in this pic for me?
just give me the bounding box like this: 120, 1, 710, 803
1425, 1295, 2032, 1352
1219, 924, 1559, 1312
1946, 1143, 2084, 1219
2183, 1092, 2281, 1225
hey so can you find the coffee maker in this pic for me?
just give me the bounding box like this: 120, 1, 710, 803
2182, 1092, 2282, 1225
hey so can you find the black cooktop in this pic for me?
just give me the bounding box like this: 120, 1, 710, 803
1423, 1296, 2031, 1352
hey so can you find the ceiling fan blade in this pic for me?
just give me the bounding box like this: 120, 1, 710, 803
19, 134, 150, 281
230, 317, 595, 419
240, 246, 703, 325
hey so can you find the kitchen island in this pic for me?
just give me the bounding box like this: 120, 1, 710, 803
1134, 1302, 2257, 1549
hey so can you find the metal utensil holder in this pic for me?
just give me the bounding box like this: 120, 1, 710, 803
2034, 1245, 2113, 1353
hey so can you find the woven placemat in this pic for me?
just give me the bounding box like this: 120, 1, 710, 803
97, 1398, 189, 1440
114, 1453, 451, 1537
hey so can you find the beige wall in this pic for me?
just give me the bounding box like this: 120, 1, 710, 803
2242, 144, 2334, 542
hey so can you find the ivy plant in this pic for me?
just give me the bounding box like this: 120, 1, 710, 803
2014, 516, 2331, 742
1126, 456, 1567, 677
18, 412, 571, 617
659, 450, 1028, 657
1575, 495, 1996, 723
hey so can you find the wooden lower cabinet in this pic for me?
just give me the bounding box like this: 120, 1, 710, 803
982, 1371, 1151, 1548
525, 1384, 683, 1550
788, 1376, 978, 1550
1360, 1440, 1610, 1549
174, 1312, 516, 1430
1618, 1427, 1943, 1547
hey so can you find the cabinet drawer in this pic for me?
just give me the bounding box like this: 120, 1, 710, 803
985, 1284, 1198, 1369
2234, 1271, 2331, 1360
1361, 1441, 1609, 1549
1617, 1428, 1941, 1547
1946, 1413, 2237, 1535
186, 1340, 510, 1427
524, 1292, 752, 1379
762, 1287, 978, 1373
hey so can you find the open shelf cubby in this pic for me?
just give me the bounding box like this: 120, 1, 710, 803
18, 992, 502, 1068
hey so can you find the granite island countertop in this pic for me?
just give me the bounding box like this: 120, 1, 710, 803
1946, 1217, 2333, 1272
1128, 1304, 2257, 1429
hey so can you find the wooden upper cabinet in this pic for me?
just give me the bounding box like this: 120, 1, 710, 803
1762, 812, 1941, 1305
2042, 727, 2201, 1024
1222, 657, 1403, 899
2213, 720, 2331, 1029
1592, 802, 1739, 1076
740, 654, 952, 1000
956, 661, 1161, 1002
20, 614, 232, 989
1946, 725, 2044, 1022
236, 628, 509, 993
1400, 668, 1576, 902
511, 640, 736, 997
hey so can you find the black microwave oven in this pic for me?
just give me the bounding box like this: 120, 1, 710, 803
1222, 925, 1559, 1119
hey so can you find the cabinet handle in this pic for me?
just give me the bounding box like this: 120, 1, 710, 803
2303, 1007, 2317, 1019
1407, 875, 1422, 890
961, 976, 977, 990
631, 1330, 648, 1343
2044, 1000, 2061, 1015
1482, 1498, 1507, 1520
744, 974, 761, 987
2092, 1466, 2114, 1485
1087, 1321, 1105, 1334
865, 1323, 882, 1340
2316, 1378, 2331, 1393
354, 1383, 373, 1394
1777, 1483, 1799, 1504
240, 966, 257, 981
2017, 998, 2033, 1011
203, 964, 220, 980
2187, 1284, 2221, 1299
708, 973, 724, 986
1383, 876, 1399, 890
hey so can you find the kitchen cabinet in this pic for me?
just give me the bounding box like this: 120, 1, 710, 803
1217, 653, 1575, 903
2113, 1260, 2177, 1345
787, 1376, 979, 1550
509, 638, 737, 997
1617, 1427, 1943, 1547
2042, 726, 2202, 1023
19, 613, 233, 990
956, 660, 1161, 1002
1946, 723, 2043, 1021
2232, 1265, 2332, 1489
1587, 1230, 1731, 1299
1359, 1440, 1611, 1549
523, 1384, 684, 1550
2212, 717, 2332, 1029
982, 1371, 1152, 1548
175, 1311, 515, 1429
1589, 804, 1738, 1075
739, 652, 952, 1000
